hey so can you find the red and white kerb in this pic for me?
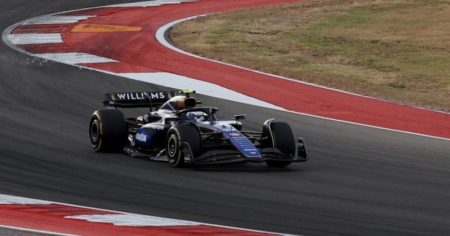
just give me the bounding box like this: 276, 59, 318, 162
0, 194, 292, 236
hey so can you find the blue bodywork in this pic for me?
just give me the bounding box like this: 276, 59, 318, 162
135, 124, 168, 148
134, 119, 262, 159
222, 131, 261, 158
213, 122, 261, 158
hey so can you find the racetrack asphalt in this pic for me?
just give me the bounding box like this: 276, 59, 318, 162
1, 1, 450, 236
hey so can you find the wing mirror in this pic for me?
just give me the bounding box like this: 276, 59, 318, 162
234, 114, 246, 120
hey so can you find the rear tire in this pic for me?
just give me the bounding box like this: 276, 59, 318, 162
89, 109, 127, 152
166, 123, 200, 168
265, 121, 295, 167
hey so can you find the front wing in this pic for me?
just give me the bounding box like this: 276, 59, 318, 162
181, 139, 308, 165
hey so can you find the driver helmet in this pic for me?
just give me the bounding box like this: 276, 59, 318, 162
175, 98, 186, 110
170, 96, 196, 111
168, 96, 186, 111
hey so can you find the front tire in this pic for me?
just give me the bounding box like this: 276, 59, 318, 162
166, 123, 200, 168
89, 109, 127, 152
264, 121, 295, 167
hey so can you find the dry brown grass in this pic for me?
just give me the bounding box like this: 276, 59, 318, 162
171, 0, 450, 112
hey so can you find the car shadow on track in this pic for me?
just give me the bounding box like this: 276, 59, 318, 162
191, 162, 304, 173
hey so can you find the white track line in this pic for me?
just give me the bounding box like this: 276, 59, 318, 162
118, 72, 284, 110
108, 3, 162, 7
0, 194, 51, 205
109, 0, 196, 8
25, 15, 94, 25
8, 33, 63, 45
66, 213, 200, 226
35, 52, 117, 65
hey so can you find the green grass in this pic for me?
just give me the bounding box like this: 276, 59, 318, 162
171, 0, 450, 111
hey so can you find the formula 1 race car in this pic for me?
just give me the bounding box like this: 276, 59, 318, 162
89, 90, 308, 167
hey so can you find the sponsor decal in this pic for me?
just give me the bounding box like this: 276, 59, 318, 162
214, 122, 235, 132
116, 92, 145, 100
223, 131, 261, 158
230, 132, 241, 137
149, 92, 166, 100
135, 133, 147, 142
143, 124, 165, 130
115, 92, 166, 101
244, 149, 258, 152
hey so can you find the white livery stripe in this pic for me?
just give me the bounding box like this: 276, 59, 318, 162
66, 213, 200, 227
0, 194, 51, 205
8, 33, 63, 45
25, 15, 94, 25
35, 52, 117, 65
118, 72, 285, 110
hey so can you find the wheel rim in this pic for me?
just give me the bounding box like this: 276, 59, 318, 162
167, 133, 178, 159
90, 120, 99, 144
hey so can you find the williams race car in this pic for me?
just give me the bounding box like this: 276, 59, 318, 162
89, 90, 308, 167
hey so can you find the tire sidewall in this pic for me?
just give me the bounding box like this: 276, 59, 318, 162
89, 112, 102, 151
271, 122, 295, 156
166, 123, 201, 167
89, 109, 127, 152
166, 128, 183, 167
266, 121, 294, 167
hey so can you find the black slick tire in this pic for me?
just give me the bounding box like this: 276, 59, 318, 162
265, 121, 295, 167
166, 123, 200, 168
89, 109, 127, 152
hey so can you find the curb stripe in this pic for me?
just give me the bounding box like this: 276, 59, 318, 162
66, 214, 200, 227
35, 52, 118, 64
8, 33, 63, 45
25, 15, 94, 25
0, 194, 291, 236
0, 195, 51, 205
12, 24, 65, 34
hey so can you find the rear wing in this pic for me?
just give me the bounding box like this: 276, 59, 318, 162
104, 91, 170, 108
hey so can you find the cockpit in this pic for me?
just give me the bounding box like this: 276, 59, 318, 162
155, 94, 217, 124
186, 111, 209, 123
159, 95, 197, 112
